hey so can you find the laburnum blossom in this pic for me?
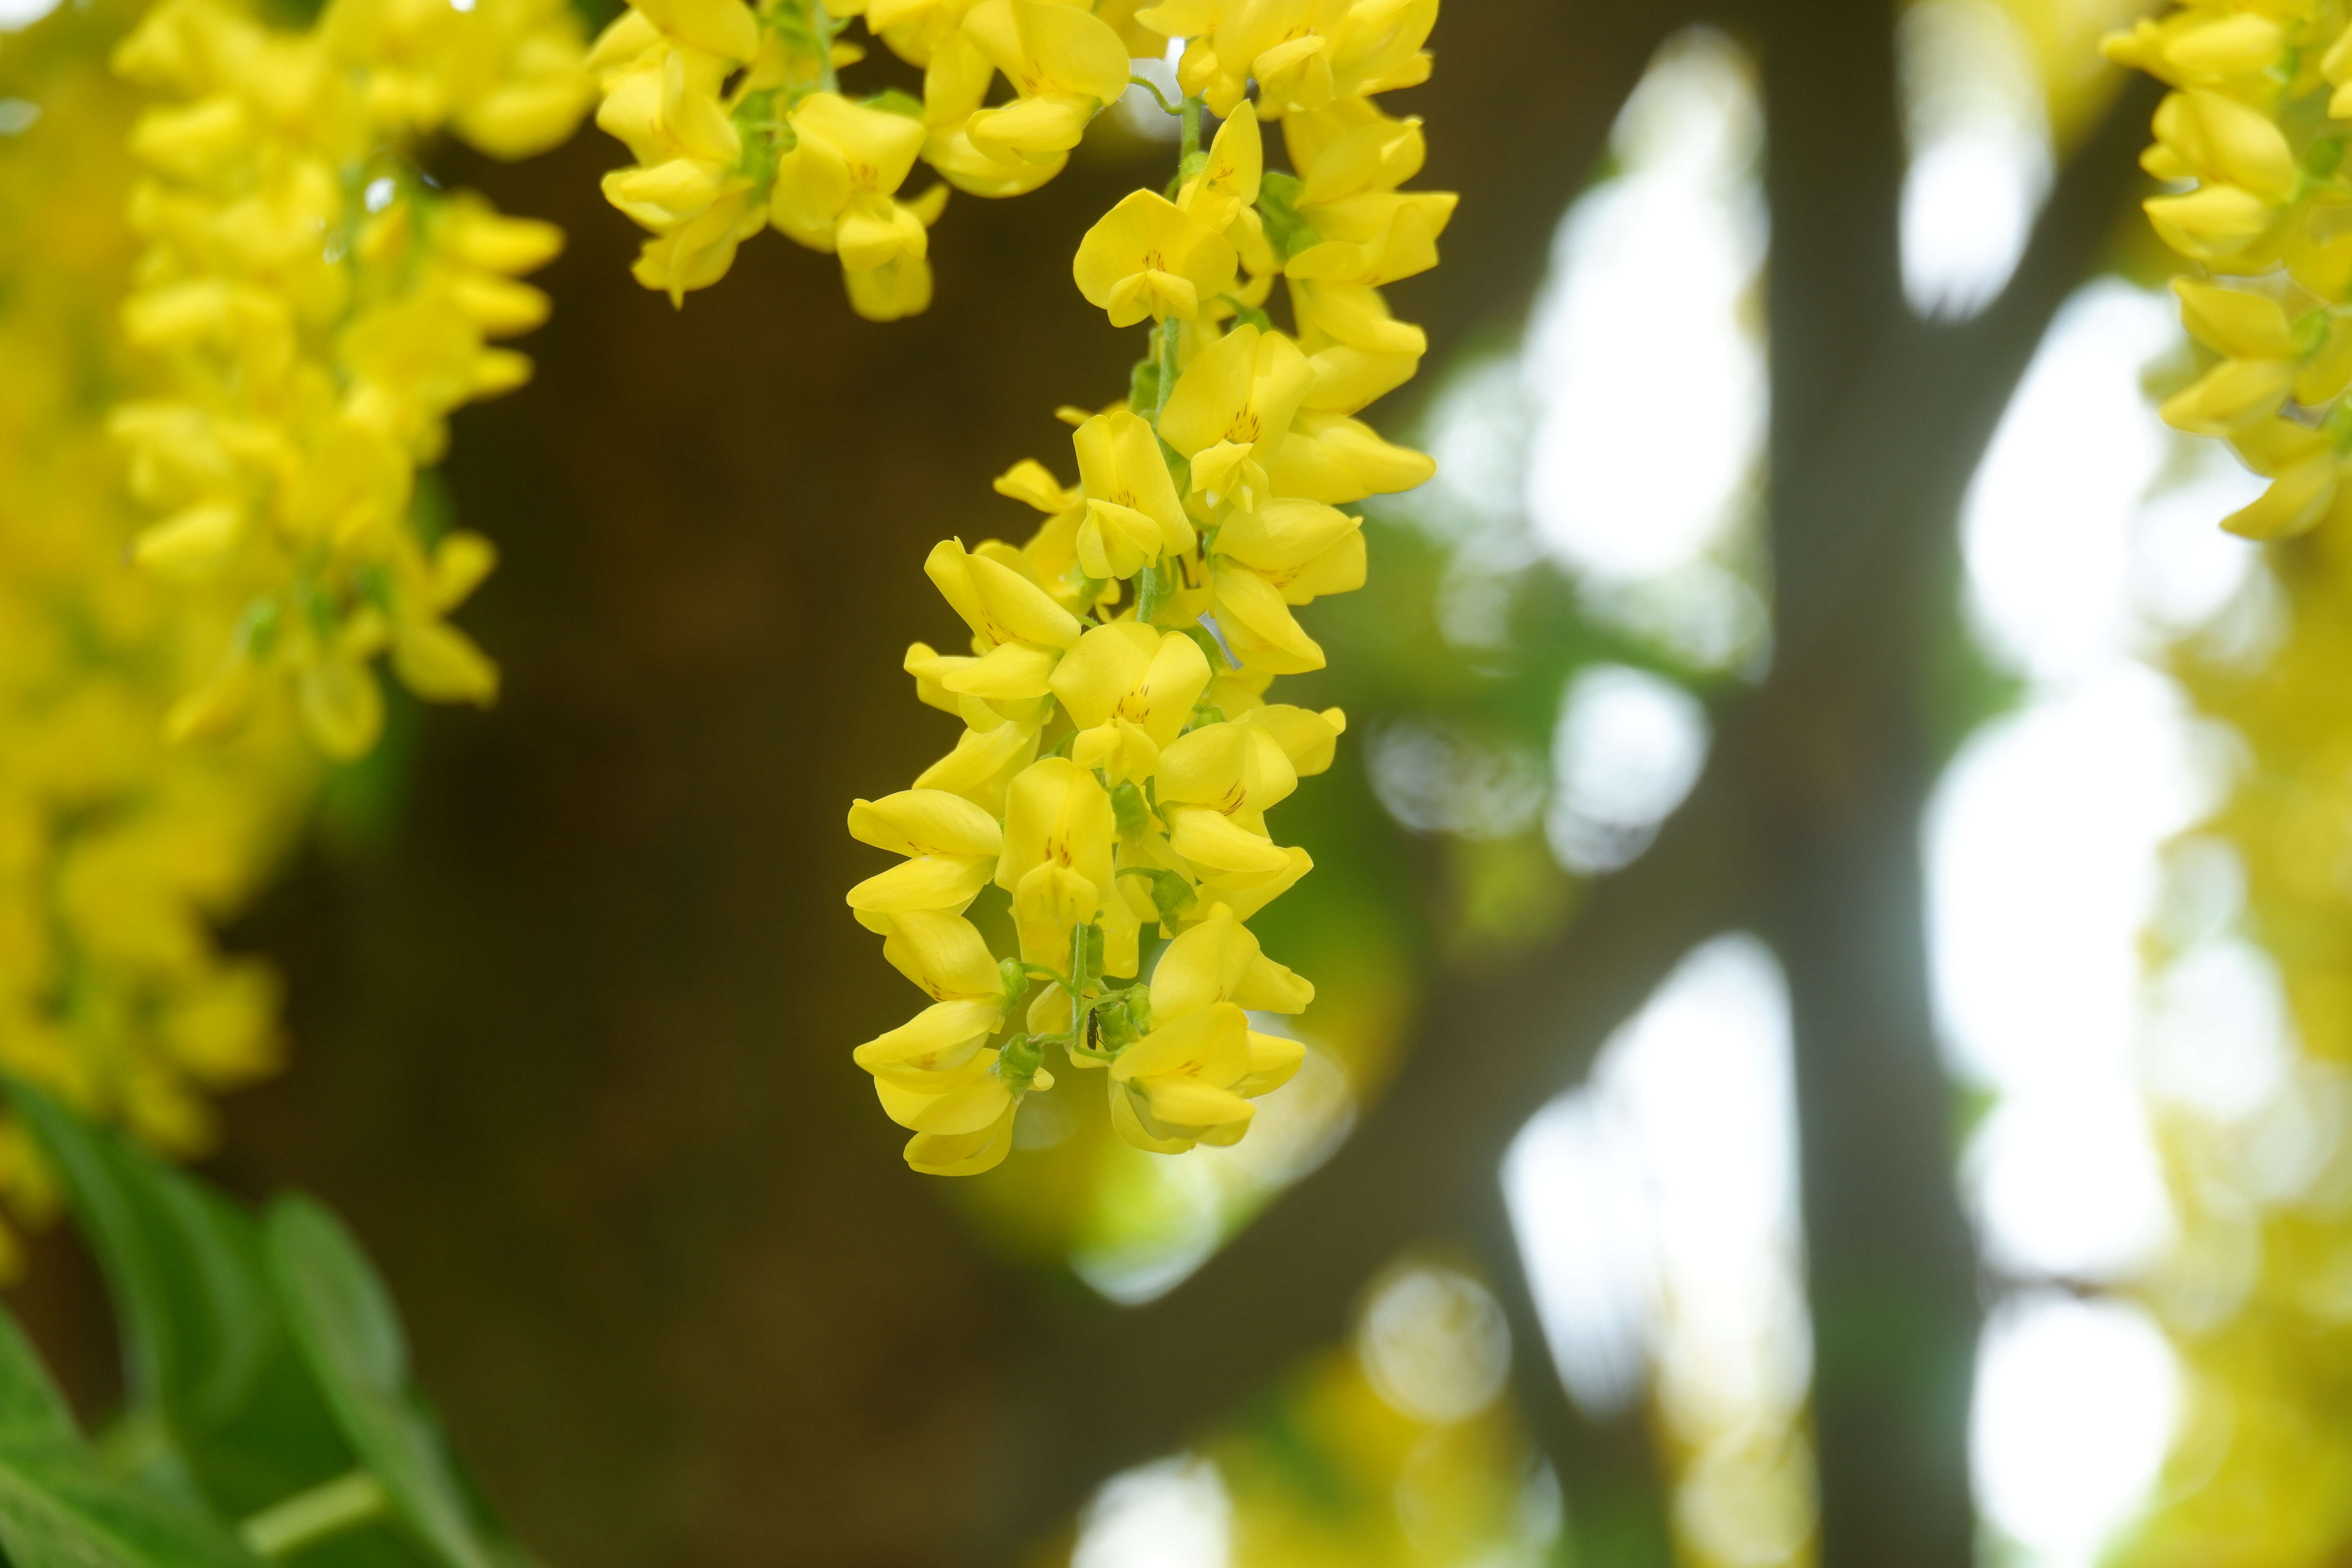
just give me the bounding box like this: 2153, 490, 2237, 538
1073, 190, 1241, 325
2112, 0, 2352, 543
771, 92, 949, 320
854, 910, 1045, 1174
846, 788, 1004, 915
109, 0, 590, 759
958, 0, 1131, 168
1103, 904, 1308, 1152
587, 0, 1158, 309
846, 0, 1451, 1173
1158, 322, 1315, 509
1073, 410, 1198, 577
1050, 622, 1213, 783
1138, 0, 1436, 118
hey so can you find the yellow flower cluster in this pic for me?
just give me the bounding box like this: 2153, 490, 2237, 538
108, 0, 593, 760
583, 0, 1434, 316
2109, 1, 2352, 539
2135, 509, 2352, 1561
0, 0, 319, 1262
844, 34, 1450, 1173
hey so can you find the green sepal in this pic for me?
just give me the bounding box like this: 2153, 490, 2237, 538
1129, 351, 1161, 414
1217, 294, 1272, 332
1117, 866, 1198, 925
1254, 171, 1319, 262
2295, 305, 2332, 357
995, 958, 1033, 1011
1182, 623, 1230, 674
862, 88, 924, 119
1109, 779, 1154, 842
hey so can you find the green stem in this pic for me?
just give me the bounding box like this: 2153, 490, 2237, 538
240, 1471, 389, 1559
1128, 73, 1180, 116
814, 0, 838, 93
1153, 317, 1180, 425
1178, 92, 1202, 162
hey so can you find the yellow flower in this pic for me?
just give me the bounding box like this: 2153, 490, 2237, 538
860, 0, 981, 67
1158, 321, 1314, 509
769, 92, 947, 320
851, 908, 1047, 1175
846, 788, 1005, 914
1108, 1002, 1254, 1150
991, 457, 1104, 610
630, 0, 757, 62
842, 0, 1449, 1176
0, 13, 344, 1197
111, 0, 590, 753
1208, 496, 1364, 673
995, 756, 1122, 965
924, 537, 1084, 696
1049, 621, 1214, 782
2149, 89, 2296, 200
1073, 189, 1240, 326
1151, 719, 1303, 894
1152, 900, 1314, 1020
958, 0, 1130, 167
921, 31, 1072, 196
2216, 417, 2346, 541
1264, 407, 1435, 503
1176, 98, 1263, 234
908, 701, 1046, 815
1290, 278, 1426, 410
2105, 9, 2285, 89
1106, 905, 1308, 1151
1143, 0, 1433, 118
1073, 408, 1198, 578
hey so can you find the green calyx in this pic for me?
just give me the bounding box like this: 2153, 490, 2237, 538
1110, 779, 1155, 841
1117, 864, 1197, 925
1255, 171, 1319, 262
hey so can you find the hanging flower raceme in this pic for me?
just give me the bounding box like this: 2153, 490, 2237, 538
2111, 2, 2352, 541
0, 0, 326, 1268
586, 0, 1152, 313
845, 7, 1450, 1174
108, 0, 592, 760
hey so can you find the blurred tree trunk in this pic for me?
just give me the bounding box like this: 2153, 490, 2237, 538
1751, 3, 1981, 1564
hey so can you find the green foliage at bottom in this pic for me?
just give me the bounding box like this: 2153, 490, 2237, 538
0, 1082, 535, 1568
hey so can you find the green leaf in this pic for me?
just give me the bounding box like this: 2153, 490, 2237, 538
0, 1441, 260, 1568
7, 1082, 351, 1516
265, 1198, 490, 1568
0, 1302, 258, 1568
0, 1300, 78, 1448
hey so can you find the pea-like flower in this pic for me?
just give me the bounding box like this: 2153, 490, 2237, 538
958, 0, 1131, 168
1073, 410, 1198, 577
854, 911, 1044, 1174
1105, 904, 1309, 1152
844, 0, 1452, 1175
846, 789, 1005, 914
1158, 323, 1314, 510
1073, 190, 1240, 326
2112, 3, 2352, 545
110, 0, 591, 759
924, 537, 1083, 697
1049, 621, 1214, 782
